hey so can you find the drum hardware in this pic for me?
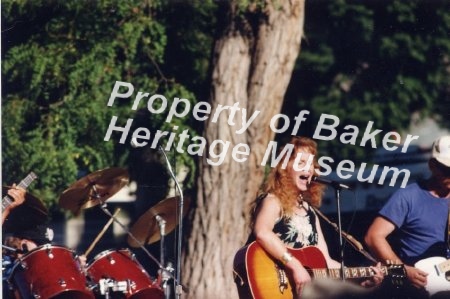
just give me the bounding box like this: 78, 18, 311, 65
158, 145, 186, 299
2, 244, 21, 254
155, 214, 166, 267
81, 180, 181, 296
58, 278, 67, 287
99, 195, 188, 298
99, 202, 165, 278
156, 214, 172, 299
127, 196, 191, 247
18, 260, 28, 270
58, 167, 187, 297
86, 249, 164, 298
46, 247, 54, 259
127, 195, 191, 298
160, 261, 174, 299
98, 278, 129, 298
60, 172, 163, 299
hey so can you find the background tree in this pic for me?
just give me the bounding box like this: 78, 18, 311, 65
182, 1, 306, 298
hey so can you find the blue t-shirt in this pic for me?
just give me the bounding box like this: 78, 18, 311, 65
379, 183, 449, 263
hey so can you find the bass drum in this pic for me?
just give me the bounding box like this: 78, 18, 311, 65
9, 244, 94, 299
86, 249, 164, 299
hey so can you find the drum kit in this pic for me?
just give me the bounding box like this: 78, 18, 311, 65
2, 167, 188, 299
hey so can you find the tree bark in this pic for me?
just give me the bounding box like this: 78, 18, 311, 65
183, 1, 305, 298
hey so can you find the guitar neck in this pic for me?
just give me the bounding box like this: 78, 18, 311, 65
2, 172, 38, 211
310, 266, 388, 280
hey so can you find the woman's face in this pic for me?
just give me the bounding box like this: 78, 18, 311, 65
287, 146, 315, 192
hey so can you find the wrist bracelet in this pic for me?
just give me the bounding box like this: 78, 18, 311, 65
281, 251, 293, 264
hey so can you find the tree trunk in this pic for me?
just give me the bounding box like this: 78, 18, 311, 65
183, 1, 305, 298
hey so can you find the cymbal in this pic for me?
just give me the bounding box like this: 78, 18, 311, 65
2, 186, 48, 233
128, 195, 191, 247
59, 167, 129, 214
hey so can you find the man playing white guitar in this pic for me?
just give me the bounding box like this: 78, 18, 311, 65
365, 135, 450, 298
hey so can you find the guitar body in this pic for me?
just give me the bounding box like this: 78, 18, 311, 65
233, 242, 405, 299
233, 242, 327, 299
415, 257, 450, 296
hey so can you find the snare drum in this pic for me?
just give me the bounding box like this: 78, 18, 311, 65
86, 249, 163, 299
9, 244, 95, 299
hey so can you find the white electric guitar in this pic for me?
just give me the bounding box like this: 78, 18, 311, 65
415, 257, 450, 295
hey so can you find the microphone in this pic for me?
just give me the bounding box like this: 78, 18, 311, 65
311, 176, 351, 190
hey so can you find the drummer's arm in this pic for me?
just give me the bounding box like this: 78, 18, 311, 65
2, 185, 26, 224
77, 254, 87, 268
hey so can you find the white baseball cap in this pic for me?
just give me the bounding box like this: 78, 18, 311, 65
432, 136, 450, 167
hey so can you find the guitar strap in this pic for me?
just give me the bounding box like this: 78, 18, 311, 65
312, 206, 378, 264
447, 201, 450, 258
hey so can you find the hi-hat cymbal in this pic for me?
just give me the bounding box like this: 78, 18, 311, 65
128, 195, 191, 247
59, 167, 129, 214
2, 186, 48, 233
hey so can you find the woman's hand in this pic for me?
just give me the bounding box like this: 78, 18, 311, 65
286, 259, 312, 295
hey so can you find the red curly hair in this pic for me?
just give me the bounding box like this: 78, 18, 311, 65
251, 136, 325, 224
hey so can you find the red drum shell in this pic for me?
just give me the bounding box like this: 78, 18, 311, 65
9, 244, 94, 299
86, 249, 163, 299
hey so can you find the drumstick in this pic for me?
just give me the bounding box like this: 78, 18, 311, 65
84, 208, 121, 257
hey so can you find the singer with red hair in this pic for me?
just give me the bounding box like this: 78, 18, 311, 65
235, 136, 383, 299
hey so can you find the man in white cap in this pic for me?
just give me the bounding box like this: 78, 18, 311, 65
365, 136, 450, 299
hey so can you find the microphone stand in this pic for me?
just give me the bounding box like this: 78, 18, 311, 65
312, 177, 351, 281
159, 146, 185, 299
333, 186, 346, 282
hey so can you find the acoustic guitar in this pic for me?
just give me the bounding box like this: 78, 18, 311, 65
233, 241, 405, 299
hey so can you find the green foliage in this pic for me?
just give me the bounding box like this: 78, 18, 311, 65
3, 0, 449, 207
285, 0, 450, 162
1, 0, 200, 208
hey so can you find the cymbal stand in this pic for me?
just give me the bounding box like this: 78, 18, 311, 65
89, 185, 179, 289
155, 215, 166, 269
156, 215, 172, 299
